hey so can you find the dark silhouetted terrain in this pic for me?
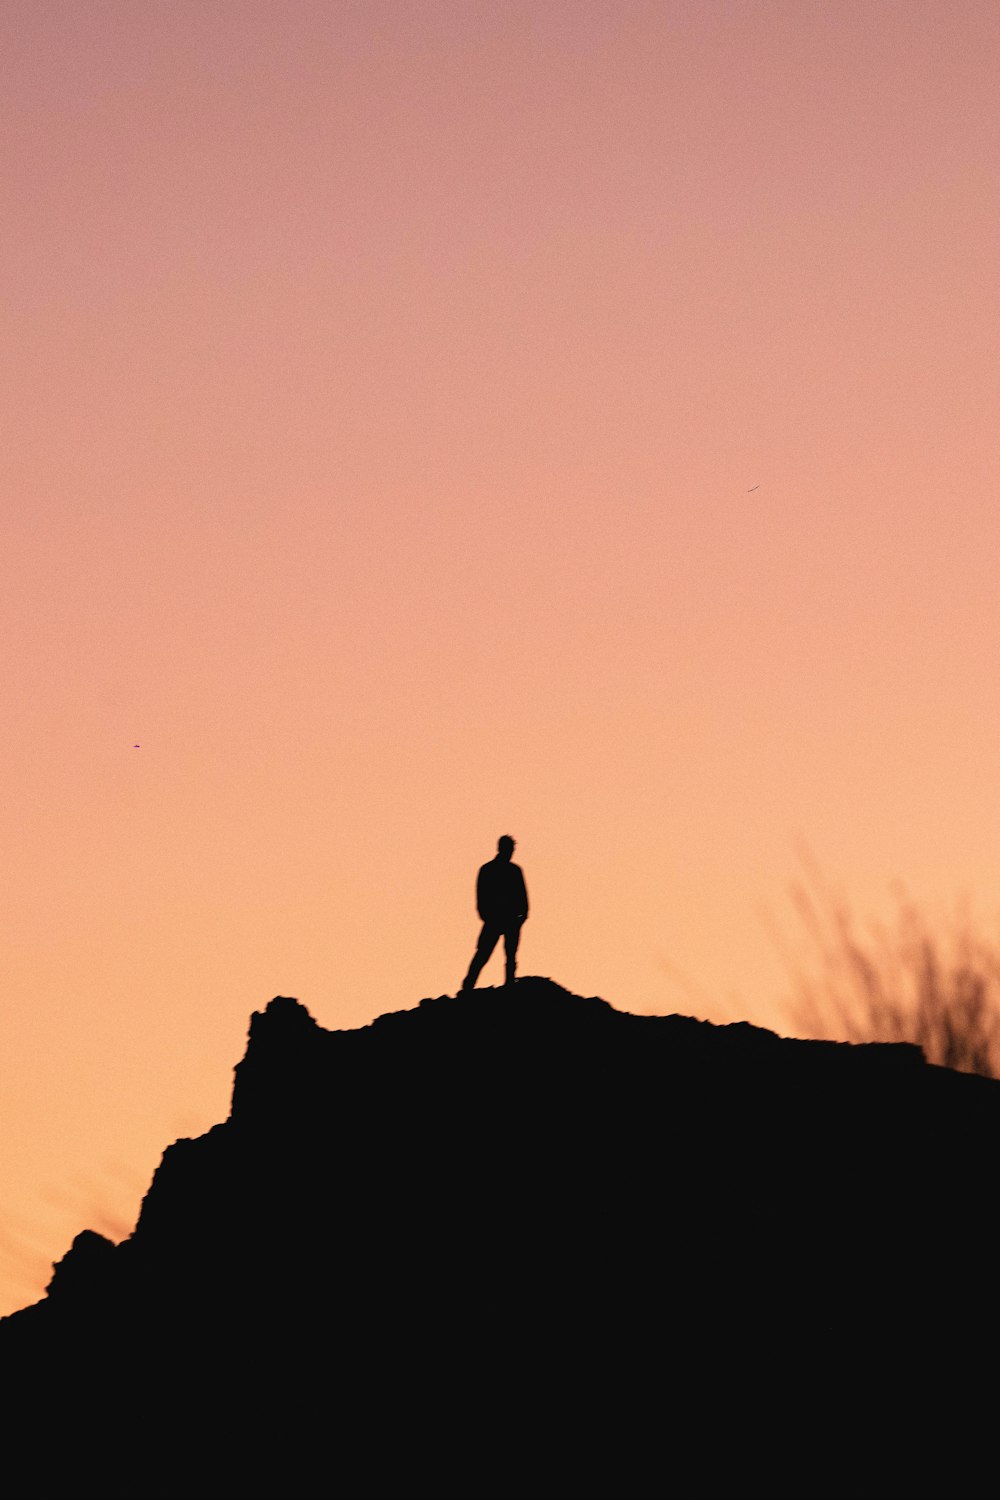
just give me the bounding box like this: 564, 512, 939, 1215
2, 977, 996, 1494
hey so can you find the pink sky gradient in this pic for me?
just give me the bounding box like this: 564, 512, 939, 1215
3, 0, 1000, 1314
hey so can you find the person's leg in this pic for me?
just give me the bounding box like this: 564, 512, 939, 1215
503, 921, 521, 986
462, 924, 500, 991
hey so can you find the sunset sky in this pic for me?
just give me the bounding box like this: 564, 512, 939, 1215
4, 0, 1000, 1315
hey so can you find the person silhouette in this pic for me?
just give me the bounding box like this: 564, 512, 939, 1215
461, 836, 529, 991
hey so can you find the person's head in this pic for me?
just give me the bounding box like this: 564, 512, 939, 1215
497, 835, 515, 861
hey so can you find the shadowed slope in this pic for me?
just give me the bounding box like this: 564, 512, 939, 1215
3, 977, 996, 1493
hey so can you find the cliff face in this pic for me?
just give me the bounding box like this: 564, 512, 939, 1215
3, 978, 996, 1493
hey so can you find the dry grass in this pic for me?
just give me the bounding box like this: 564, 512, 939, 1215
777, 867, 1000, 1079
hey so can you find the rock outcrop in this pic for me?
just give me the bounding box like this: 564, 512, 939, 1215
2, 977, 995, 1494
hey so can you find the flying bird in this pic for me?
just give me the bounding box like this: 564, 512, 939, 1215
133, 744, 141, 748
747, 485, 760, 493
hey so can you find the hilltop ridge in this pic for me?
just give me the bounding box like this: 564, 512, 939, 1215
3, 976, 995, 1493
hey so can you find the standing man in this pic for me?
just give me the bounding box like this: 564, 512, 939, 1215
461, 836, 529, 991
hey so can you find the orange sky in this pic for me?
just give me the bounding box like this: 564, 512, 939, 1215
3, 0, 1000, 1316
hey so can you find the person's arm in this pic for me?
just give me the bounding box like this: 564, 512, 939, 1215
476, 866, 487, 920
518, 869, 529, 920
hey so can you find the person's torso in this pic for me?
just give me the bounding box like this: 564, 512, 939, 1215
479, 859, 524, 916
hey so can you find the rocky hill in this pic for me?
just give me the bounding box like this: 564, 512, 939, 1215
2, 977, 996, 1493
